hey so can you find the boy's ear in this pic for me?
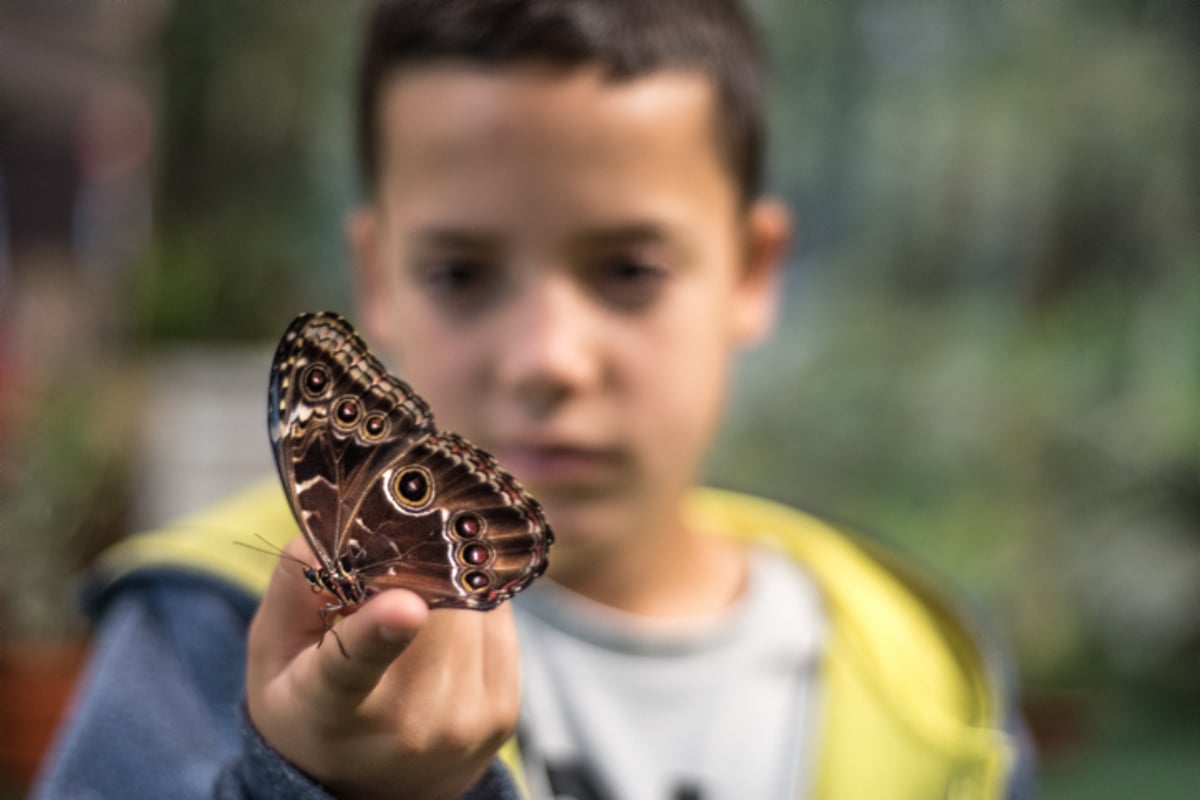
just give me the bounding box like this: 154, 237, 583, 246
345, 205, 393, 349
732, 198, 791, 346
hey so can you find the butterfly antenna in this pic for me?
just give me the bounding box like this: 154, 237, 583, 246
153, 523, 313, 570
234, 536, 348, 655
233, 533, 313, 569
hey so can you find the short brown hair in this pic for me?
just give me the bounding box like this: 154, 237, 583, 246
355, 0, 767, 205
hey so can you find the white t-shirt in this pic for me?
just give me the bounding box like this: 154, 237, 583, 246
512, 547, 828, 800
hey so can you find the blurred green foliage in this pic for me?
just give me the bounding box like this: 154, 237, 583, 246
126, 1, 365, 340
0, 369, 135, 638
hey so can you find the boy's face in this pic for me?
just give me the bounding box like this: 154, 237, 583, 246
351, 65, 787, 570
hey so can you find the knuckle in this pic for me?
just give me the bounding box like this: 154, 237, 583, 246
493, 690, 521, 727
317, 655, 374, 698
442, 707, 489, 752
419, 708, 503, 757
437, 726, 478, 756
395, 725, 436, 755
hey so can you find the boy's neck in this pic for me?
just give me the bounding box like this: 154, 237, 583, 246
548, 508, 749, 619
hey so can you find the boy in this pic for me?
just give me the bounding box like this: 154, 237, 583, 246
36, 1, 1032, 798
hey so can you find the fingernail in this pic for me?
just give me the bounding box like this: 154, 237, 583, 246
378, 625, 413, 644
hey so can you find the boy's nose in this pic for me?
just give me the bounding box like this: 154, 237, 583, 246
492, 276, 604, 416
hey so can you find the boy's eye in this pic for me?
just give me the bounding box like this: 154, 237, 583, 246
591, 254, 669, 310
419, 256, 496, 311
426, 257, 483, 288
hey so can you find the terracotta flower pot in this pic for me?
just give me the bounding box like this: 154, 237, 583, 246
0, 639, 90, 793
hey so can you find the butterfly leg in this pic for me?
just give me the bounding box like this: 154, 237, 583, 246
317, 601, 351, 659
305, 567, 361, 658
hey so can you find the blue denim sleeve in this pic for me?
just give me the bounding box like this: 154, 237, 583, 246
32, 573, 522, 800
32, 574, 257, 798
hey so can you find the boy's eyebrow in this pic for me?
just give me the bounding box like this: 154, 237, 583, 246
574, 222, 672, 248
411, 222, 674, 250
410, 228, 499, 250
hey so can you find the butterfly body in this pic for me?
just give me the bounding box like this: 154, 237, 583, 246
269, 312, 552, 617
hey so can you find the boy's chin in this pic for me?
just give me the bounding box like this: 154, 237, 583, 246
535, 491, 637, 559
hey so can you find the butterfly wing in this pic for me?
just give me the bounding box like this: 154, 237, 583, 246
269, 312, 434, 572
344, 432, 552, 609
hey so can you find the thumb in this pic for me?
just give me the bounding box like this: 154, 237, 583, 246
306, 587, 430, 704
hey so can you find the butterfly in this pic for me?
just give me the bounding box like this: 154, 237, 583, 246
268, 311, 552, 627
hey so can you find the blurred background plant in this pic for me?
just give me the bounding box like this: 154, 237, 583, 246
0, 370, 135, 639
0, 0, 1196, 797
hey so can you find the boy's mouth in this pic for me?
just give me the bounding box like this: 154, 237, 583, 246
490, 442, 623, 486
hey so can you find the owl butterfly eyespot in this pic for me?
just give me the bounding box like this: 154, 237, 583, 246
267, 311, 553, 637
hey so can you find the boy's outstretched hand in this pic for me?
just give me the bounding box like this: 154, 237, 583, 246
245, 537, 520, 800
